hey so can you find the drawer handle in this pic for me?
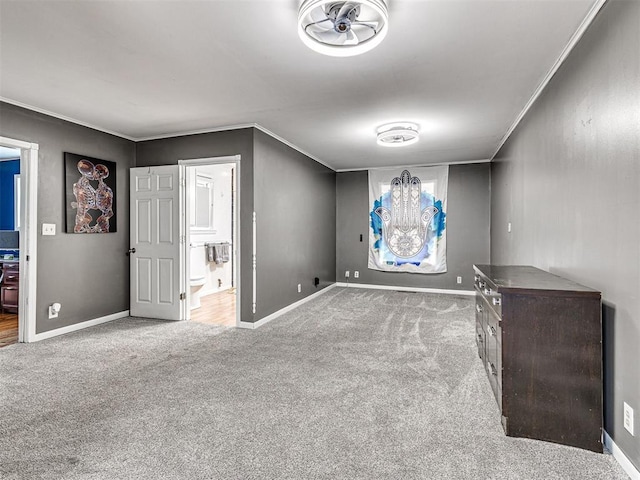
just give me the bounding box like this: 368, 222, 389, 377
492, 297, 501, 306
487, 325, 496, 337
475, 304, 482, 313
3, 286, 17, 290
489, 363, 498, 376
6, 276, 17, 280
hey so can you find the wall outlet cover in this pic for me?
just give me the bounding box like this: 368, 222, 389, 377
624, 402, 634, 436
457, 276, 463, 284
354, 271, 359, 278
345, 271, 350, 278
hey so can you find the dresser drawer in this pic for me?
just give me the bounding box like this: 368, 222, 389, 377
475, 296, 485, 360
3, 272, 19, 285
485, 325, 502, 409
475, 273, 502, 318
1, 285, 19, 311
487, 309, 502, 391
2, 264, 19, 283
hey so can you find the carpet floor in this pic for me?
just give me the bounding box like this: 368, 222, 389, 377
0, 287, 629, 479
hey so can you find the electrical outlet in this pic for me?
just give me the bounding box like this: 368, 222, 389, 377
354, 271, 359, 279
507, 222, 512, 233
48, 303, 61, 319
297, 284, 301, 293
457, 276, 462, 284
624, 402, 635, 435
345, 270, 350, 278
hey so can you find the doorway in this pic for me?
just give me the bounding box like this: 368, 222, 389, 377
0, 136, 38, 344
180, 156, 240, 328
0, 146, 20, 346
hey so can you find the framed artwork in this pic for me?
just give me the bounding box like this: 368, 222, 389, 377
65, 153, 117, 233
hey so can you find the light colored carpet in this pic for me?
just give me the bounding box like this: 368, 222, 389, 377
0, 287, 629, 479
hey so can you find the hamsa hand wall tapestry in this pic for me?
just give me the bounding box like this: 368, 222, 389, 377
368, 166, 448, 273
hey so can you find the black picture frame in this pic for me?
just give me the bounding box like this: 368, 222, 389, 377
65, 153, 117, 233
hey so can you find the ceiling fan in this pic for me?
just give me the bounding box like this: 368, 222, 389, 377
298, 0, 389, 57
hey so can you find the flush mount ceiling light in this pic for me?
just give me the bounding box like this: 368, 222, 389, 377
298, 0, 389, 57
376, 122, 420, 147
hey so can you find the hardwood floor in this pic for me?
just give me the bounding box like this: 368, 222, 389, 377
0, 312, 18, 348
190, 289, 236, 327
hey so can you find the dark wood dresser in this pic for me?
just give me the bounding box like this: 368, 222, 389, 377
473, 264, 602, 452
1, 261, 20, 313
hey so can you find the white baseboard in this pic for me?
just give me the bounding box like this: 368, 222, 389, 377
237, 284, 337, 330
334, 282, 475, 296
31, 310, 130, 342
603, 430, 640, 480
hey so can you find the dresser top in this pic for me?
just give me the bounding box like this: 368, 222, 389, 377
474, 265, 600, 296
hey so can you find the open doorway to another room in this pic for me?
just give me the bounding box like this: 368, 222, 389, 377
184, 160, 238, 327
0, 146, 21, 347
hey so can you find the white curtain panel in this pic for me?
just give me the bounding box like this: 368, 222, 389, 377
368, 166, 448, 274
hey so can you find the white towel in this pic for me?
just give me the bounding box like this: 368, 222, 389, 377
216, 243, 230, 263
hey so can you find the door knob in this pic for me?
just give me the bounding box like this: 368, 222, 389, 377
126, 248, 136, 256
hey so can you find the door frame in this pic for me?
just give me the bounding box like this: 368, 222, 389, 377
0, 136, 38, 343
178, 155, 241, 327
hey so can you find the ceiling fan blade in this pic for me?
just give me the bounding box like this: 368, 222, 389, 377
341, 30, 358, 46
304, 17, 334, 34
352, 20, 379, 33
315, 29, 346, 45
308, 7, 330, 24
337, 1, 359, 20
351, 24, 376, 41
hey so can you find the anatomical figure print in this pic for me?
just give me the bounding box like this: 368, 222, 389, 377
69, 157, 115, 233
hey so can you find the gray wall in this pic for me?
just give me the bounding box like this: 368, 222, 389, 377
253, 130, 336, 320
337, 163, 490, 291
135, 129, 255, 322
0, 102, 135, 333
490, 0, 639, 468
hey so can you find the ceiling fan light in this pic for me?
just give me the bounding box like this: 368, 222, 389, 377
377, 122, 420, 147
298, 0, 389, 57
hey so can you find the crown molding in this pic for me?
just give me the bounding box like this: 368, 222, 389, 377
491, 0, 609, 160
252, 124, 335, 171
0, 97, 337, 170
335, 158, 491, 173
133, 123, 256, 142
0, 97, 137, 141
137, 123, 335, 171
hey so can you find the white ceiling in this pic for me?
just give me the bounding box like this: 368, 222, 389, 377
0, 0, 598, 170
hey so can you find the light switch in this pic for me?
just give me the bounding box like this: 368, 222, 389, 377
42, 223, 56, 236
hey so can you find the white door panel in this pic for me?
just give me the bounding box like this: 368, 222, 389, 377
130, 166, 184, 320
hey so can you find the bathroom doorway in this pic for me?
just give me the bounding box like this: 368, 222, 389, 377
180, 156, 239, 328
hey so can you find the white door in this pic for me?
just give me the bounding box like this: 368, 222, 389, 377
130, 166, 185, 320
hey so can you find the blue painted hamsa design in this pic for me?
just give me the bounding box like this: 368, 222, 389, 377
374, 170, 439, 258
